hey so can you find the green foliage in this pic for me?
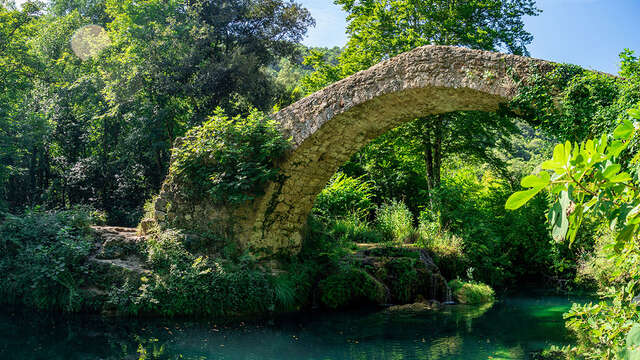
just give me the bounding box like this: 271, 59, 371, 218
330, 214, 384, 244
510, 60, 640, 143
170, 109, 290, 204
417, 210, 468, 280
562, 298, 639, 359
114, 229, 282, 317
1, 0, 314, 223
448, 279, 495, 305
620, 49, 640, 80
507, 106, 640, 358
433, 160, 554, 286
318, 266, 386, 309
0, 207, 96, 311
376, 200, 415, 243
575, 228, 625, 290
313, 172, 375, 221
385, 257, 430, 304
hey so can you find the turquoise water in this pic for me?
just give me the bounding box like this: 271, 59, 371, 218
0, 295, 581, 359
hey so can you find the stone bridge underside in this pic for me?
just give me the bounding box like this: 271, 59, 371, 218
151, 45, 555, 255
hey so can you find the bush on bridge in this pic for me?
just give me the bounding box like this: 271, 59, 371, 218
170, 108, 290, 204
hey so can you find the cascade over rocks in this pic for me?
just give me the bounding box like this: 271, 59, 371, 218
145, 45, 556, 255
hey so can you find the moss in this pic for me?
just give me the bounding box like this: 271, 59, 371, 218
385, 257, 422, 303
448, 279, 495, 304
318, 266, 387, 309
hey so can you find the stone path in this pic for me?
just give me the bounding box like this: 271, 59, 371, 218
89, 226, 148, 274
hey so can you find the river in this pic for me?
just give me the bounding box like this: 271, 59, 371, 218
0, 294, 582, 359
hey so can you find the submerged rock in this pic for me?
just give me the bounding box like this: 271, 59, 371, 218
386, 299, 442, 312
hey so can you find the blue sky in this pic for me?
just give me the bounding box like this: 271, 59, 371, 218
299, 0, 640, 75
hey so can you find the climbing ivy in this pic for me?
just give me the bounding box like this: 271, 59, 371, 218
509, 62, 639, 143
170, 109, 290, 204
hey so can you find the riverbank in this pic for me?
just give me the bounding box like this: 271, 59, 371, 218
0, 208, 484, 317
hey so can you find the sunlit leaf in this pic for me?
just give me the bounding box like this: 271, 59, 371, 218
614, 119, 635, 140
597, 133, 608, 153
521, 172, 550, 188
602, 164, 622, 179
609, 141, 628, 157
609, 172, 633, 183
505, 188, 544, 210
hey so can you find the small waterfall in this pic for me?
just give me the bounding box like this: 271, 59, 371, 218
444, 281, 454, 305
419, 248, 455, 304
430, 272, 436, 300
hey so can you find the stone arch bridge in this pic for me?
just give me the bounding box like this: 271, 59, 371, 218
149, 45, 556, 254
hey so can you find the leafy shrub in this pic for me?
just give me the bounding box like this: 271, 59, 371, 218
562, 299, 639, 359
448, 279, 495, 304
313, 172, 375, 220
433, 161, 554, 287
115, 229, 283, 317
376, 200, 414, 243
318, 266, 386, 309
575, 229, 624, 290
170, 108, 290, 204
0, 207, 96, 311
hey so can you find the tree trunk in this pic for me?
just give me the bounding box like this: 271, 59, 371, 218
421, 115, 443, 209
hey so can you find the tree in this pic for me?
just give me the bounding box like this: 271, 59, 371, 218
101, 0, 315, 189
304, 0, 540, 205
0, 1, 46, 210
337, 0, 539, 73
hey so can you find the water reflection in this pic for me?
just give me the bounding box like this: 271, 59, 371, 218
0, 295, 581, 360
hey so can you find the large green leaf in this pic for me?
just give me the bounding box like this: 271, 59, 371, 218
520, 172, 550, 188
505, 188, 544, 210
609, 172, 633, 183
614, 119, 635, 140
620, 324, 640, 360
609, 141, 628, 157
542, 143, 567, 170
549, 191, 570, 241
602, 164, 622, 179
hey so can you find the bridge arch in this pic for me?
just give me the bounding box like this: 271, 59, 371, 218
150, 45, 555, 254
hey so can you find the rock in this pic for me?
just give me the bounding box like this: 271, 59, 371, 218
386, 302, 434, 312
92, 226, 144, 260
87, 226, 149, 300
355, 245, 450, 304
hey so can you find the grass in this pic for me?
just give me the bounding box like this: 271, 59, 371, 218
449, 279, 495, 304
